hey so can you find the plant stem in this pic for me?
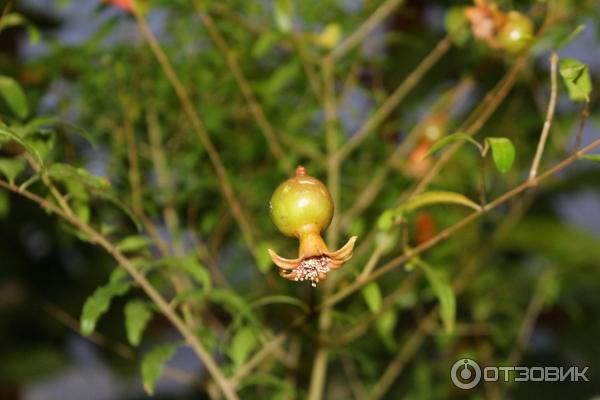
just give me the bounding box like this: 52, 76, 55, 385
529, 52, 558, 180
330, 0, 405, 60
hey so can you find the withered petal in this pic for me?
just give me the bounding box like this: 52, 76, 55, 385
324, 236, 357, 263
268, 249, 301, 270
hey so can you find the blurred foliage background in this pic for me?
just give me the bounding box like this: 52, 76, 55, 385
0, 0, 600, 399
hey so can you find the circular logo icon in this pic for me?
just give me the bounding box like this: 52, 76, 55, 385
451, 358, 481, 389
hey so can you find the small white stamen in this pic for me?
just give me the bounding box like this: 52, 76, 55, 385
293, 256, 330, 287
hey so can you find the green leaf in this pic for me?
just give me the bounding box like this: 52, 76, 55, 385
94, 190, 141, 231
229, 326, 259, 367
169, 255, 212, 291
559, 58, 592, 102
0, 158, 26, 184
556, 24, 585, 49
238, 373, 295, 396
263, 60, 299, 95
256, 241, 273, 273
378, 191, 480, 235
208, 289, 258, 325
274, 0, 293, 33
80, 270, 131, 335
501, 218, 600, 268
416, 259, 455, 333
375, 309, 397, 351
401, 191, 481, 213
0, 13, 40, 44
249, 295, 309, 313
582, 155, 600, 162
0, 125, 43, 164
377, 209, 399, 231
46, 163, 111, 191
116, 235, 152, 253
142, 343, 178, 395
425, 133, 482, 158
124, 300, 153, 347
445, 6, 469, 47
0, 76, 29, 119
485, 137, 515, 173
362, 282, 383, 313
252, 32, 281, 58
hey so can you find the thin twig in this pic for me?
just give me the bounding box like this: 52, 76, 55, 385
575, 100, 591, 149
336, 33, 453, 161
341, 355, 370, 400
529, 53, 559, 180
330, 0, 405, 60
370, 310, 438, 400
292, 31, 322, 98
506, 271, 550, 366
358, 240, 386, 280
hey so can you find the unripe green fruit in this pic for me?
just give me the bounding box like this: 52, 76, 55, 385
498, 11, 533, 54
270, 166, 333, 238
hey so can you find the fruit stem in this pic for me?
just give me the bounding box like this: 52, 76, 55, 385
295, 165, 307, 176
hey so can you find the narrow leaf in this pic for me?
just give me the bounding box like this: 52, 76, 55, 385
229, 326, 259, 367
142, 343, 178, 395
401, 191, 481, 213
0, 158, 26, 184
0, 13, 40, 44
375, 309, 398, 350
556, 24, 585, 49
0, 125, 43, 164
171, 256, 212, 291
46, 163, 111, 190
417, 259, 456, 333
256, 241, 273, 273
250, 295, 309, 313
485, 137, 515, 173
582, 155, 600, 162
116, 235, 152, 253
425, 133, 482, 158
444, 6, 470, 47
124, 300, 153, 347
274, 0, 293, 33
208, 289, 258, 325
0, 76, 29, 119
362, 282, 383, 313
80, 271, 131, 335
